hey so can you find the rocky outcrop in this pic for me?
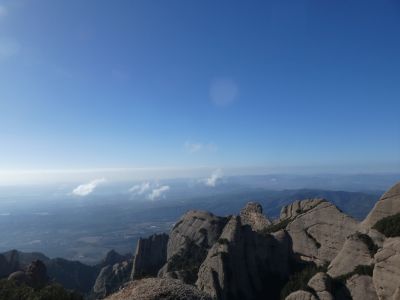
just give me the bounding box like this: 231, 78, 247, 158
98, 250, 129, 270
327, 232, 376, 278
8, 260, 48, 288
362, 182, 400, 229
93, 260, 132, 299
285, 290, 317, 300
280, 199, 325, 221
105, 277, 211, 300
159, 211, 227, 283
131, 233, 168, 279
239, 202, 271, 232
307, 272, 334, 300
346, 275, 378, 300
285, 199, 358, 264
373, 237, 400, 300
196, 216, 292, 300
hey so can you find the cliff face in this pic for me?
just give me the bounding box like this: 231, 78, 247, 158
131, 233, 168, 279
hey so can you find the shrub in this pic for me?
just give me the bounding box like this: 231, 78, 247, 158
280, 263, 327, 300
373, 213, 400, 237
262, 218, 291, 235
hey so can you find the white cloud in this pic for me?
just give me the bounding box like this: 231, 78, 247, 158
204, 169, 223, 187
148, 185, 170, 200
210, 78, 238, 106
72, 178, 106, 196
184, 141, 217, 153
0, 5, 8, 18
129, 182, 150, 194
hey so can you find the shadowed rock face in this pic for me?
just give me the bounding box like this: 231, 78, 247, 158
131, 233, 168, 279
159, 210, 227, 284
8, 259, 48, 288
104, 277, 211, 300
196, 216, 292, 300
93, 260, 133, 299
346, 275, 378, 300
362, 182, 400, 229
285, 199, 359, 264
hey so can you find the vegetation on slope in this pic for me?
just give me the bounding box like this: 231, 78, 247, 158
0, 279, 82, 300
373, 213, 400, 237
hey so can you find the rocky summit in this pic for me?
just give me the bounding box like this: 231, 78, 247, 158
1, 181, 400, 300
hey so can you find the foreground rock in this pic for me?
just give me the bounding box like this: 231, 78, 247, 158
373, 237, 400, 300
327, 232, 376, 278
285, 290, 317, 300
131, 233, 168, 279
346, 275, 378, 300
196, 216, 292, 300
105, 277, 211, 300
159, 210, 227, 283
362, 182, 400, 229
8, 259, 48, 288
285, 199, 358, 264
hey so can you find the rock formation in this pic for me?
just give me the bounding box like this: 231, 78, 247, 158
285, 290, 317, 300
345, 274, 378, 300
159, 210, 227, 283
239, 202, 271, 232
196, 216, 292, 300
373, 237, 400, 300
104, 277, 211, 300
93, 260, 133, 299
362, 182, 400, 228
307, 272, 334, 300
284, 199, 358, 264
131, 233, 168, 279
280, 198, 325, 221
327, 232, 376, 278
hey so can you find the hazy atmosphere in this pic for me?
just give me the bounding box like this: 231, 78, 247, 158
0, 1, 399, 299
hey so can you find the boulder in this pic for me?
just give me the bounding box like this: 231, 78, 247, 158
362, 182, 400, 229
373, 237, 400, 300
328, 232, 375, 278
285, 199, 358, 264
307, 272, 334, 300
285, 290, 317, 300
104, 277, 211, 300
196, 216, 292, 300
346, 274, 378, 300
131, 233, 168, 279
240, 202, 271, 232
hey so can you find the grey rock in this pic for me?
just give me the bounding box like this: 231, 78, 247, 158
8, 259, 48, 289
196, 216, 292, 300
346, 275, 378, 300
308, 272, 331, 292
328, 232, 375, 278
93, 260, 133, 299
362, 182, 400, 229
105, 277, 211, 300
286, 199, 358, 264
159, 210, 226, 284
240, 202, 271, 232
285, 290, 318, 300
373, 237, 400, 300
131, 233, 168, 279
280, 198, 326, 221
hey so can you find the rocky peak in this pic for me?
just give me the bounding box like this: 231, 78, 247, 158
131, 233, 168, 279
361, 182, 400, 229
280, 198, 327, 221
8, 259, 48, 289
239, 202, 271, 232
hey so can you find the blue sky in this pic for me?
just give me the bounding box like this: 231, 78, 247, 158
0, 0, 399, 180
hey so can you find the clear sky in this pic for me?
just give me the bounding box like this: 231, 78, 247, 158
0, 0, 399, 180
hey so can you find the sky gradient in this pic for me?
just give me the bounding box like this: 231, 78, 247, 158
0, 0, 399, 180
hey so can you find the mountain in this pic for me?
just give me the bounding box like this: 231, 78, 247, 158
103, 181, 400, 300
